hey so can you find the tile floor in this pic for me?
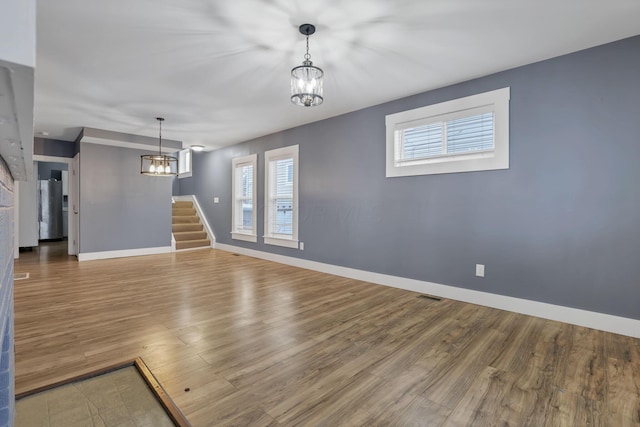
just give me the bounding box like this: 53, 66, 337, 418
15, 366, 175, 427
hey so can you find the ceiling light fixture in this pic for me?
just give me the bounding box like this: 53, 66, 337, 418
291, 24, 324, 107
140, 117, 177, 176
190, 145, 204, 152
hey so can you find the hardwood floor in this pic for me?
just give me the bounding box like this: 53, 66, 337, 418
14, 244, 640, 426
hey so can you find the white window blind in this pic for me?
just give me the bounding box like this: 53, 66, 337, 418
264, 145, 299, 248
400, 112, 494, 162
231, 154, 257, 242
386, 87, 510, 177
235, 164, 254, 231
269, 158, 293, 235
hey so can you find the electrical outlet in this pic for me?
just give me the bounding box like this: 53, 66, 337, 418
476, 264, 485, 277
299, 242, 304, 250
213, 197, 219, 203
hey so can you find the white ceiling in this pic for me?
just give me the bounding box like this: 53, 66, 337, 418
35, 0, 640, 150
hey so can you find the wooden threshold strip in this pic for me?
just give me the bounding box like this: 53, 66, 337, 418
15, 357, 191, 427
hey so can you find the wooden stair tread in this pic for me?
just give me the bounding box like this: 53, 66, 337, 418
175, 239, 210, 250
173, 231, 208, 241
172, 223, 203, 232
172, 216, 200, 224
172, 201, 193, 208
172, 208, 196, 216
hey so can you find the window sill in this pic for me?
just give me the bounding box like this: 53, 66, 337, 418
264, 236, 299, 249
231, 232, 257, 243
388, 149, 506, 177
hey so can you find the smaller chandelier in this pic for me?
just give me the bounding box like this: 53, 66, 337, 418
141, 117, 177, 176
291, 24, 324, 107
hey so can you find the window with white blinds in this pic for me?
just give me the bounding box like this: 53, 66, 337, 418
264, 145, 299, 248
178, 148, 192, 178
231, 154, 257, 242
401, 111, 494, 161
386, 87, 510, 177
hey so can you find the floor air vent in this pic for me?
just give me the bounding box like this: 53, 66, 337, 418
417, 294, 442, 302
14, 273, 29, 281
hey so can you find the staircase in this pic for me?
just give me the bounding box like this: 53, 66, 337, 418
172, 201, 211, 250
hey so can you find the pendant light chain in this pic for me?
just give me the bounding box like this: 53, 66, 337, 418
305, 34, 311, 61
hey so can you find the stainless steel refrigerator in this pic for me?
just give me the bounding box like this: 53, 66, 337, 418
38, 180, 64, 240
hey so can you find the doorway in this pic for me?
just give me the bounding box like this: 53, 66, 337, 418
15, 154, 78, 258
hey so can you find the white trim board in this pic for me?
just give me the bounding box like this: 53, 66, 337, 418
173, 245, 211, 253
33, 155, 73, 164
215, 243, 640, 339
78, 246, 171, 261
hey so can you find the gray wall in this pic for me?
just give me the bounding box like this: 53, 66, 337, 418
179, 35, 640, 320
80, 144, 173, 253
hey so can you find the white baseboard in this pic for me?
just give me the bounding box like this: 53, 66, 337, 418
215, 243, 640, 339
174, 246, 211, 253
78, 246, 171, 262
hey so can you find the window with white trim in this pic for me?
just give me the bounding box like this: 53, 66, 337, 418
178, 148, 192, 178
386, 87, 510, 177
231, 154, 257, 242
264, 145, 299, 248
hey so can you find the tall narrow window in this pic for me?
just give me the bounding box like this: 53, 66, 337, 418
264, 145, 299, 248
178, 148, 192, 178
231, 154, 257, 242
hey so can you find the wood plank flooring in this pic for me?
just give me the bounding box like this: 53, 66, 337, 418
14, 243, 640, 426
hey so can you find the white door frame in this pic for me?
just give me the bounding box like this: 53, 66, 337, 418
33, 154, 76, 256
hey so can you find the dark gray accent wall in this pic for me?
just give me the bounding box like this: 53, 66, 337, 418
80, 143, 173, 253
34, 137, 78, 158
179, 36, 640, 320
